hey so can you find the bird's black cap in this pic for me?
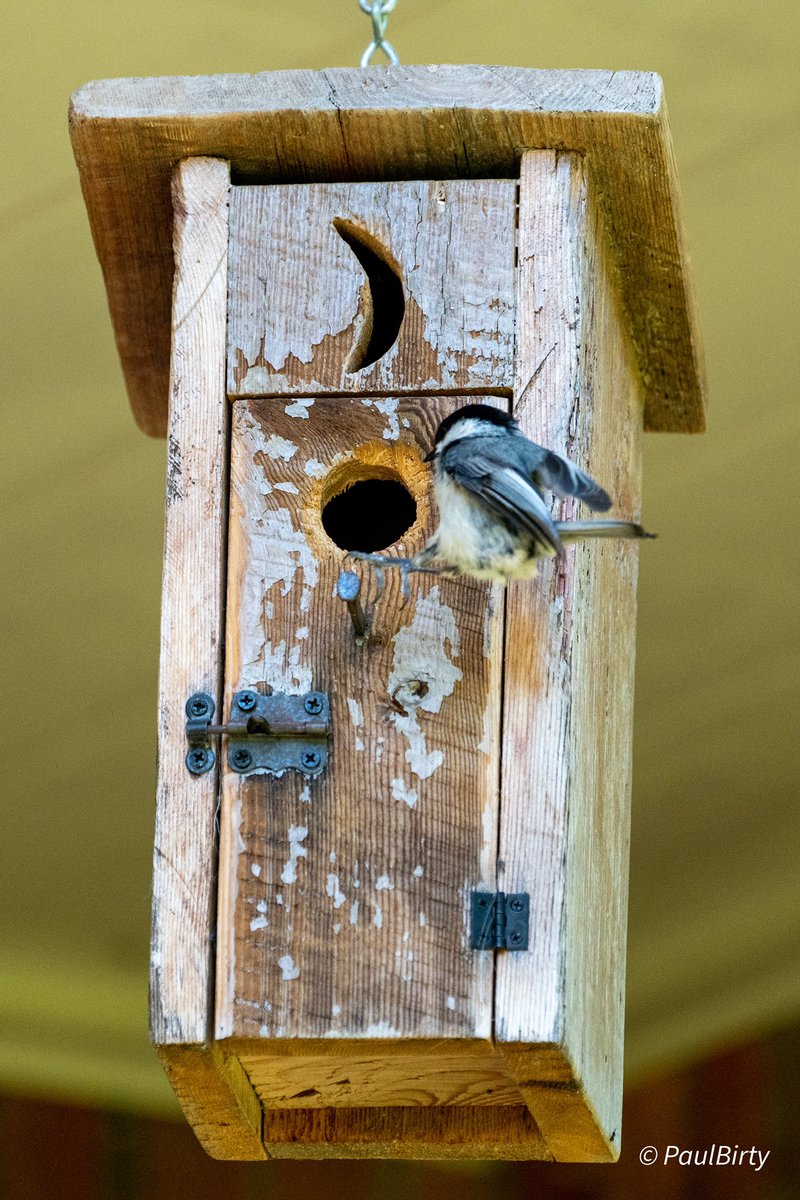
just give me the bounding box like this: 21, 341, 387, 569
431, 404, 518, 449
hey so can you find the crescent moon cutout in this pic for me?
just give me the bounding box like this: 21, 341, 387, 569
332, 219, 405, 373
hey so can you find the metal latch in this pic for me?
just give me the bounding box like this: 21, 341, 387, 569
185, 690, 329, 778
470, 891, 529, 951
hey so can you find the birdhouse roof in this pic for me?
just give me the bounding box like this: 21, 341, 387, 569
69, 65, 705, 437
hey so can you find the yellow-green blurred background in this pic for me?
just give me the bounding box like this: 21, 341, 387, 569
2, 0, 799, 1190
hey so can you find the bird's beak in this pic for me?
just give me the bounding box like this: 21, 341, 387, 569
423, 450, 435, 463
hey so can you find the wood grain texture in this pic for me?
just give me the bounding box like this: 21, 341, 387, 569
151, 157, 230, 1047
257, 1104, 550, 1160
151, 158, 266, 1160
157, 1045, 266, 1160
69, 65, 705, 436
495, 151, 644, 1162
215, 396, 504, 1073
239, 1052, 525, 1108
227, 180, 515, 397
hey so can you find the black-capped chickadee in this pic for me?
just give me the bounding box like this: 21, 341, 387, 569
350, 403, 654, 585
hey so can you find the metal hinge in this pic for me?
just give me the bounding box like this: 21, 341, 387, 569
184, 690, 329, 778
470, 891, 530, 951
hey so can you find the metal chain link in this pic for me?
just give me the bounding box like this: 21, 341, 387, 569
359, 0, 400, 67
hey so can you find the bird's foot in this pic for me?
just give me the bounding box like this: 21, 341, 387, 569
346, 551, 453, 600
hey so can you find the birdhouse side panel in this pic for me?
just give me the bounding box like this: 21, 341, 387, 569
495, 151, 644, 1162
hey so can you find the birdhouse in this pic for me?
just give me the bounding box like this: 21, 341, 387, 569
70, 66, 704, 1163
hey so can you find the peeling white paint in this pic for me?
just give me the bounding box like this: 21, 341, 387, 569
332, 1003, 341, 1016
276, 894, 284, 905
419, 912, 426, 926
304, 458, 327, 478
296, 626, 309, 640
373, 905, 383, 928
375, 875, 394, 892
395, 942, 414, 983
347, 698, 364, 727
281, 825, 308, 885
250, 915, 268, 931
387, 587, 462, 780
375, 736, 385, 764
391, 778, 418, 809
329, 851, 337, 864
363, 1022, 401, 1037
235, 475, 319, 682
256, 900, 267, 913
251, 863, 262, 877
285, 398, 315, 419
349, 900, 360, 925
298, 783, 311, 804
374, 397, 400, 440
264, 637, 313, 695
404, 215, 511, 381
264, 434, 298, 461
300, 587, 312, 613
274, 481, 299, 494
278, 954, 300, 981
260, 507, 318, 597
326, 873, 347, 909
446, 995, 456, 1011
355, 737, 365, 752
332, 922, 342, 935
413, 865, 424, 878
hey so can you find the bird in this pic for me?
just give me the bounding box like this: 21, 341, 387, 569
348, 403, 654, 586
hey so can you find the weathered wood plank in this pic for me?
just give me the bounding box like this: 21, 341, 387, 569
69, 65, 705, 436
227, 180, 516, 397
156, 1045, 267, 1160
495, 151, 644, 1162
151, 157, 230, 1047
258, 1104, 550, 1160
240, 1052, 525, 1108
151, 158, 266, 1159
215, 395, 504, 1073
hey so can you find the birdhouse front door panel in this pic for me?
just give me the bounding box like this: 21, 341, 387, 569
215, 394, 509, 1090
226, 180, 517, 398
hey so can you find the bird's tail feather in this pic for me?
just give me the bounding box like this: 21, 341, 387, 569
555, 520, 657, 543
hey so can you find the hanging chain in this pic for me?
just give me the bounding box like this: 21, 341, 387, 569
359, 0, 400, 67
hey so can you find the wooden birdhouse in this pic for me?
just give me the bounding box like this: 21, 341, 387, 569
70, 66, 704, 1162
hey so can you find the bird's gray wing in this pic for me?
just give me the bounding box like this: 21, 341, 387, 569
532, 447, 612, 512
441, 440, 563, 554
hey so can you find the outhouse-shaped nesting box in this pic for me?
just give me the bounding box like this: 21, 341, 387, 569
70, 66, 704, 1162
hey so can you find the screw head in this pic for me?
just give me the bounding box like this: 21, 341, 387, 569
301, 749, 322, 771
477, 896, 491, 908
304, 694, 323, 715
509, 931, 522, 945
237, 691, 257, 712
186, 694, 211, 719
186, 747, 214, 775
231, 748, 253, 770
509, 898, 523, 912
